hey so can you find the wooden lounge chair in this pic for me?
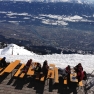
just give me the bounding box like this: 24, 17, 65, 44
14, 62, 36, 78
40, 64, 55, 82
14, 64, 25, 77
0, 60, 20, 76
19, 64, 35, 78
27, 62, 41, 79
47, 64, 55, 79
47, 68, 54, 79
54, 67, 59, 83
40, 70, 52, 82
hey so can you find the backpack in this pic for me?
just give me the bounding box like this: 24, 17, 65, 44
35, 66, 41, 72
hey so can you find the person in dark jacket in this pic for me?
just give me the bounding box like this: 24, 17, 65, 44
42, 60, 49, 76
75, 63, 87, 81
22, 59, 32, 73
25, 59, 32, 67
77, 66, 84, 82
34, 63, 41, 73
65, 65, 71, 75
0, 57, 7, 67
74, 63, 83, 73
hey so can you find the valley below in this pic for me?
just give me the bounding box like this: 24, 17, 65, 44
0, 23, 94, 55
0, 1, 94, 55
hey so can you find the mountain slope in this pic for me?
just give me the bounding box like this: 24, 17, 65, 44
1, 44, 34, 55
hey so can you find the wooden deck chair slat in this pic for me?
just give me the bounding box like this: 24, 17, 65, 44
54, 67, 59, 83
40, 75, 45, 81
49, 64, 55, 68
0, 60, 20, 76
19, 72, 25, 78
14, 64, 25, 77
40, 64, 55, 81
27, 65, 34, 76
79, 81, 84, 86
47, 69, 54, 79
47, 64, 55, 79
19, 63, 31, 78
4, 60, 20, 73
64, 79, 67, 84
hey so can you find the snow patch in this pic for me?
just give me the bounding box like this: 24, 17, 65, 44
1, 44, 34, 55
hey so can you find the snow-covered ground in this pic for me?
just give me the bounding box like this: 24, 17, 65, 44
0, 43, 94, 74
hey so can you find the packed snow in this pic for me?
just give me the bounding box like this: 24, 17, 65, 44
0, 43, 94, 74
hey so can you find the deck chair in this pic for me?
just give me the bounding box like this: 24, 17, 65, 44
0, 60, 20, 77
40, 64, 55, 82
27, 63, 36, 76
19, 64, 35, 78
47, 64, 55, 79
54, 67, 59, 83
27, 62, 41, 80
14, 64, 25, 78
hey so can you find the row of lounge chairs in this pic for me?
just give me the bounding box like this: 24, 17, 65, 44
0, 59, 83, 87
0, 60, 59, 83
